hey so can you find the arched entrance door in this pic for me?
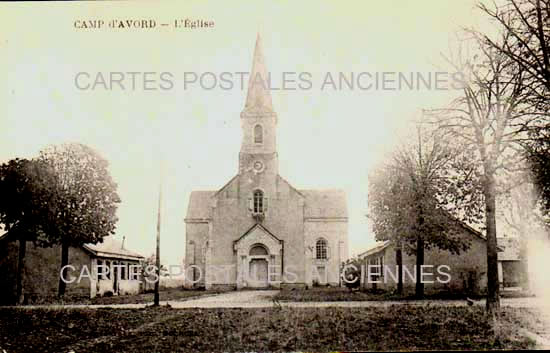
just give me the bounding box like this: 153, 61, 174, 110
248, 245, 269, 288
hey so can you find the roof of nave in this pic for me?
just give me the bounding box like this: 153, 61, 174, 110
300, 189, 348, 219
185, 190, 216, 220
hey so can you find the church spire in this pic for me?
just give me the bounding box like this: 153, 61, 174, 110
239, 33, 278, 174
244, 33, 273, 113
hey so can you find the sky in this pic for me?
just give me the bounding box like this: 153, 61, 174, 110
0, 0, 500, 265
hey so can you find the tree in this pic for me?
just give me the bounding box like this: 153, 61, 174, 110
426, 31, 536, 316
526, 130, 550, 220
368, 125, 473, 298
38, 143, 120, 297
0, 158, 54, 304
479, 0, 550, 112
479, 0, 550, 218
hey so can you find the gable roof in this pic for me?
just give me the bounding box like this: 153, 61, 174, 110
277, 175, 305, 198
213, 174, 239, 198
233, 222, 282, 245
83, 236, 144, 261
357, 241, 391, 259
360, 218, 504, 259
185, 190, 215, 221
300, 189, 348, 219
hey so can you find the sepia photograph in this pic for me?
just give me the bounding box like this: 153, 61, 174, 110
0, 0, 549, 352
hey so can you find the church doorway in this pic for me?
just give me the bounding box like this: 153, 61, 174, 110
249, 259, 269, 288
248, 244, 269, 288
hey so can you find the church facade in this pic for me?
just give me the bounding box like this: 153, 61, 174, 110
184, 35, 348, 290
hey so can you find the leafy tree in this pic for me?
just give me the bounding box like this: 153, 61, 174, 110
0, 158, 54, 304
368, 126, 474, 298
38, 143, 120, 297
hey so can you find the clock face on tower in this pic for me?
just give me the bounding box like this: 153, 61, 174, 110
253, 160, 264, 173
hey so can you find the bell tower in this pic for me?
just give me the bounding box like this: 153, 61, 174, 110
239, 33, 278, 176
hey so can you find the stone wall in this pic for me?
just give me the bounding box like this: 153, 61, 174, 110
184, 222, 209, 288
304, 220, 348, 286
205, 174, 307, 288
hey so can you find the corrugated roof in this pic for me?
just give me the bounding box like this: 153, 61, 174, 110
83, 236, 144, 260
185, 191, 215, 220
301, 189, 348, 219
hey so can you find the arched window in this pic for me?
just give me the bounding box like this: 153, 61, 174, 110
253, 189, 264, 213
254, 124, 263, 144
316, 239, 328, 260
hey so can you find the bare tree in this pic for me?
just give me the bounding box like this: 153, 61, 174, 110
426, 33, 534, 316
479, 0, 550, 111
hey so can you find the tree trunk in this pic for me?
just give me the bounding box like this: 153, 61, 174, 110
16, 239, 26, 305
415, 236, 425, 299
396, 245, 403, 295
58, 242, 69, 297
484, 174, 500, 316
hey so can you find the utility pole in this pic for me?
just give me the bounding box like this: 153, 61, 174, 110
154, 179, 162, 306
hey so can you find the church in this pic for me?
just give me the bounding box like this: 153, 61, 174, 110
184, 35, 349, 290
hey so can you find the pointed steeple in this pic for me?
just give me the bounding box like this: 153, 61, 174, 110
239, 33, 279, 174
244, 33, 274, 113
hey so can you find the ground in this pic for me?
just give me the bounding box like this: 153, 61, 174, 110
0, 306, 536, 352
2, 289, 549, 352
16, 287, 220, 305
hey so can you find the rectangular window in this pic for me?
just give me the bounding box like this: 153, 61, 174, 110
369, 257, 382, 282
316, 240, 328, 259
129, 264, 140, 281
97, 260, 105, 280
253, 190, 264, 213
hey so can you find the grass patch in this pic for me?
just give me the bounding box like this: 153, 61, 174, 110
275, 287, 374, 301
0, 306, 539, 352
16, 287, 221, 306
274, 287, 488, 302
89, 288, 222, 305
